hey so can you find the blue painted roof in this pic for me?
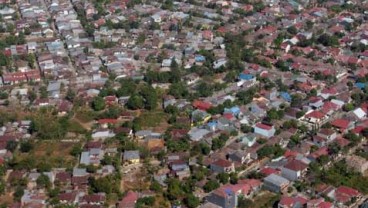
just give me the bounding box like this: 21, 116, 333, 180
280, 92, 291, 102
224, 106, 241, 115
195, 55, 206, 62
356, 82, 366, 89
239, 73, 254, 80
207, 121, 217, 127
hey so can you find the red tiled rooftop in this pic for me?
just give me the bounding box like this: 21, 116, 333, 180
193, 100, 212, 111
255, 123, 273, 130
212, 159, 233, 168
98, 119, 118, 124
305, 111, 325, 119
260, 167, 279, 176
331, 119, 350, 129
284, 160, 308, 171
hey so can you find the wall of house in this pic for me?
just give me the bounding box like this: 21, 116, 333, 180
281, 168, 299, 181
207, 192, 237, 208
263, 181, 281, 193
211, 164, 226, 173
254, 127, 275, 138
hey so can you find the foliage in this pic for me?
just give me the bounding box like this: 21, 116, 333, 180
91, 96, 105, 111
315, 160, 368, 194
203, 180, 220, 193
89, 174, 120, 194
166, 178, 185, 200
216, 172, 229, 184
236, 87, 257, 105
136, 197, 155, 208
167, 137, 190, 152
211, 134, 229, 150
184, 194, 200, 208
317, 33, 339, 47
20, 141, 33, 153
37, 174, 51, 189
6, 140, 18, 152
257, 144, 285, 159
30, 112, 70, 140
168, 82, 189, 98
13, 186, 24, 201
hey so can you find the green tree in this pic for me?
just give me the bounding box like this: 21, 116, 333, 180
216, 173, 229, 184
66, 89, 76, 101
166, 178, 185, 200
39, 86, 48, 99
20, 141, 33, 153
168, 82, 189, 98
13, 187, 24, 202
37, 174, 51, 189
6, 140, 18, 152
184, 194, 200, 208
203, 180, 220, 192
140, 85, 158, 110
126, 94, 144, 110
91, 96, 105, 111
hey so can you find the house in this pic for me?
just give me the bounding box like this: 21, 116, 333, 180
302, 110, 327, 129
192, 109, 211, 125
193, 100, 212, 111
91, 129, 115, 140
353, 107, 367, 120
239, 134, 257, 147
281, 159, 308, 181
118, 191, 138, 208
188, 128, 210, 141
228, 151, 250, 164
331, 119, 354, 133
314, 128, 337, 146
80, 148, 104, 166
47, 81, 61, 98
278, 196, 308, 208
58, 192, 79, 205
329, 186, 361, 205
263, 174, 290, 193
346, 155, 368, 174
306, 198, 333, 208
170, 160, 190, 180
210, 159, 235, 173
254, 123, 275, 138
207, 187, 237, 208
80, 193, 106, 206
123, 150, 140, 164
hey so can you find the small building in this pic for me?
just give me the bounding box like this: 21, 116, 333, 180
206, 188, 236, 208
346, 155, 368, 174
281, 160, 308, 181
254, 123, 275, 138
123, 150, 140, 164
210, 159, 235, 173
263, 174, 290, 193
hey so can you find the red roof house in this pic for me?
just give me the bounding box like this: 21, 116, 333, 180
193, 100, 212, 111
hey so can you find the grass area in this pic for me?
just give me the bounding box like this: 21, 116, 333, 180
134, 110, 168, 132
251, 191, 279, 208
14, 141, 77, 170
75, 108, 98, 123
0, 193, 13, 207
68, 119, 88, 134
314, 160, 368, 194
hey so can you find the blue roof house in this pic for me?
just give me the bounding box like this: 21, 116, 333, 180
280, 92, 292, 102
239, 73, 254, 81
356, 82, 366, 90
195, 55, 206, 62
207, 121, 218, 131
224, 106, 241, 116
